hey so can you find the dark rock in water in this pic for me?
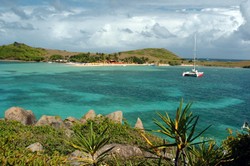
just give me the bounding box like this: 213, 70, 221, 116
106, 111, 123, 124
134, 117, 145, 132
26, 142, 43, 152
36, 115, 65, 128
5, 107, 36, 125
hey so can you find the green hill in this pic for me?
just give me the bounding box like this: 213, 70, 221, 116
0, 42, 47, 61
120, 48, 181, 64
1, 42, 250, 67
0, 43, 181, 64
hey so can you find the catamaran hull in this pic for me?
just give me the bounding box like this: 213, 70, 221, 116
182, 72, 203, 77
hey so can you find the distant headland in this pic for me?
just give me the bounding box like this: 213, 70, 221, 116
0, 42, 250, 68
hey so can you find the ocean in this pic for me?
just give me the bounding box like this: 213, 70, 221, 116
0, 62, 249, 143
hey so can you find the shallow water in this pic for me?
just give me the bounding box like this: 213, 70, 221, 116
1, 62, 249, 143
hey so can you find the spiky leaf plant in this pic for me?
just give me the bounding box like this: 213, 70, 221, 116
152, 99, 211, 166
69, 122, 113, 166
186, 140, 230, 166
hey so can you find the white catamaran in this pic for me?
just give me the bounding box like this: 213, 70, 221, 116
182, 34, 204, 77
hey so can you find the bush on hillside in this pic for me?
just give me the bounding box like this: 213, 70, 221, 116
0, 42, 46, 61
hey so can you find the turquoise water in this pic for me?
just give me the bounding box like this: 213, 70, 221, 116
1, 62, 250, 143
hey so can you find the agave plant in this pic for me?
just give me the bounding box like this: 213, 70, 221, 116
152, 99, 211, 166
186, 140, 230, 166
141, 133, 173, 165
69, 122, 113, 166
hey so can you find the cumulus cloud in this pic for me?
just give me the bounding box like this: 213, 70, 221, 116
140, 23, 174, 39
0, 20, 35, 30
51, 0, 65, 11
11, 7, 29, 19
239, 0, 250, 41
121, 28, 133, 34
0, 0, 249, 59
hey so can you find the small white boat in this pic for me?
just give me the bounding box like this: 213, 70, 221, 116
183, 34, 204, 77
182, 68, 203, 77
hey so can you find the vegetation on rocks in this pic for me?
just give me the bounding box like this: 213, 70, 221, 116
69, 122, 114, 165
1, 100, 249, 165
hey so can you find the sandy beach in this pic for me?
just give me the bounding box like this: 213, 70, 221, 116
66, 62, 171, 67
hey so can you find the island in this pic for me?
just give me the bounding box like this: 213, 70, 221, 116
1, 42, 250, 68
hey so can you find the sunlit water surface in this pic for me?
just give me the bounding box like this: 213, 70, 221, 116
1, 62, 249, 143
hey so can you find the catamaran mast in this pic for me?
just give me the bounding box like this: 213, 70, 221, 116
193, 33, 197, 71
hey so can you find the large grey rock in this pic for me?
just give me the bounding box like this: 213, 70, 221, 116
36, 115, 65, 128
4, 107, 36, 125
100, 144, 171, 160
26, 142, 43, 152
106, 111, 123, 124
134, 117, 145, 132
68, 144, 144, 165
99, 143, 143, 159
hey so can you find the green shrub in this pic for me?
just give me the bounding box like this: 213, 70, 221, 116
72, 117, 161, 146
0, 120, 73, 155
222, 129, 250, 166
169, 61, 181, 66
49, 54, 64, 61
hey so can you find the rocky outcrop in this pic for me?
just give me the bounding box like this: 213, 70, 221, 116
68, 150, 92, 166
80, 110, 96, 123
26, 142, 43, 152
4, 107, 36, 125
134, 117, 145, 132
100, 143, 143, 159
3, 108, 146, 135
68, 143, 146, 166
64, 116, 80, 128
36, 115, 65, 128
106, 111, 123, 124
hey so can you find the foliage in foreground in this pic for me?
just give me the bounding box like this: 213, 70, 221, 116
0, 100, 249, 165
222, 129, 250, 166
186, 140, 230, 166
0, 121, 70, 165
68, 122, 114, 166
141, 99, 250, 166
156, 100, 211, 165
72, 117, 162, 146
0, 117, 162, 165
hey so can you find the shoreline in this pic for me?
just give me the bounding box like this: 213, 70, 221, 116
65, 62, 171, 67
1, 60, 249, 68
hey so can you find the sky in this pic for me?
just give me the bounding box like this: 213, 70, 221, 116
0, 0, 250, 60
